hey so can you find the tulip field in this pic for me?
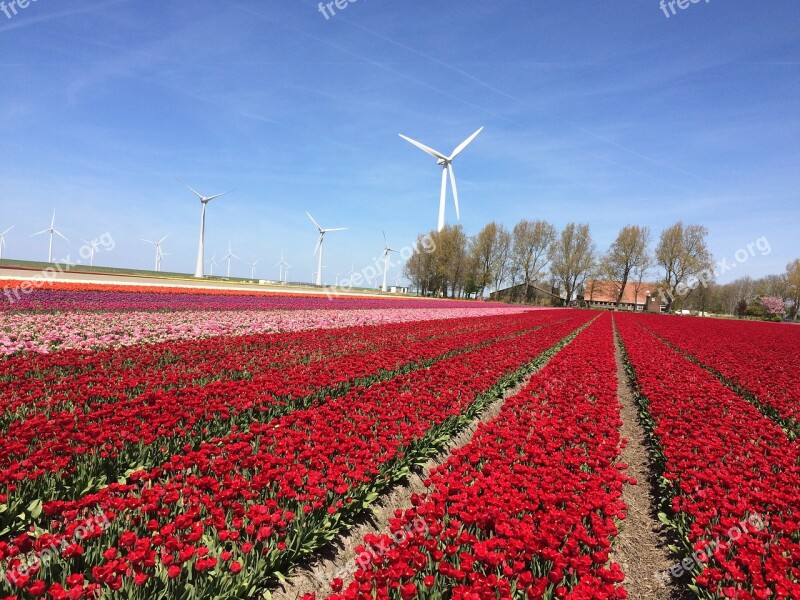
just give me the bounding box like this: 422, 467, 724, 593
1, 281, 799, 600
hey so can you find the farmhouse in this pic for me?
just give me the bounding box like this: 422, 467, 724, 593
584, 280, 664, 312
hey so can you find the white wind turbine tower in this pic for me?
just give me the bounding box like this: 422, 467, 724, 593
142, 235, 169, 272
181, 182, 233, 278
32, 211, 68, 263
81, 238, 102, 267
307, 212, 347, 286
207, 252, 218, 276
380, 231, 399, 292
0, 226, 14, 260
284, 264, 291, 283
276, 252, 289, 283
221, 242, 239, 278
399, 127, 484, 232
248, 259, 259, 279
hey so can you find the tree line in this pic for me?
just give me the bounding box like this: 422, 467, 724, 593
403, 220, 799, 319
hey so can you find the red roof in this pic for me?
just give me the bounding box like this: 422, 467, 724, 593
585, 280, 660, 305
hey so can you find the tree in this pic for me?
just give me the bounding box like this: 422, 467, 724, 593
549, 223, 596, 307
403, 232, 438, 296
760, 296, 785, 317
511, 219, 556, 304
435, 225, 469, 298
601, 225, 652, 309
470, 222, 501, 297
655, 222, 713, 312
491, 225, 512, 294
785, 259, 800, 320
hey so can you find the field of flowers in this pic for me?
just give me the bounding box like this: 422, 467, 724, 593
1, 281, 799, 600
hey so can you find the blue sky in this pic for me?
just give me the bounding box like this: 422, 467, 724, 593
0, 0, 798, 285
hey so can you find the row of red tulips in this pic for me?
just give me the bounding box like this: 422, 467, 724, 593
0, 312, 590, 599
1, 312, 527, 418
312, 314, 629, 600
616, 314, 800, 599
1, 312, 563, 539
634, 314, 800, 439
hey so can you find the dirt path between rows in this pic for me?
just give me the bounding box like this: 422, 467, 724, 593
612, 325, 691, 600
269, 347, 563, 600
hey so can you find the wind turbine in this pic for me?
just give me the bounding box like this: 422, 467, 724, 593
0, 226, 14, 260
284, 264, 291, 283
81, 238, 103, 267
207, 252, 218, 276
221, 242, 239, 278
380, 231, 399, 292
142, 235, 169, 272
181, 181, 233, 278
32, 211, 68, 263
248, 259, 259, 279
307, 212, 347, 286
399, 127, 483, 231
276, 252, 290, 282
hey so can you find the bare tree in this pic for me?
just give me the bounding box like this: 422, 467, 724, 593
511, 219, 556, 304
655, 222, 713, 312
491, 225, 512, 294
786, 259, 800, 321
549, 223, 596, 306
601, 225, 652, 309
470, 222, 499, 297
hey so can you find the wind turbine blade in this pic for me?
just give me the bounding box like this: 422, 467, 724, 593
142, 239, 156, 245
313, 234, 323, 256
206, 190, 234, 203
54, 230, 69, 242
448, 164, 460, 220
1, 226, 14, 236
179, 180, 205, 200
449, 127, 484, 160
383, 231, 388, 247
32, 229, 49, 237
50, 210, 56, 228
159, 234, 170, 244
324, 227, 348, 232
306, 211, 323, 231
398, 134, 448, 161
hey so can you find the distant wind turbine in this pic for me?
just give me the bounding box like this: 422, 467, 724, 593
208, 252, 218, 276
32, 211, 68, 263
380, 231, 399, 292
248, 259, 259, 279
221, 242, 239, 278
142, 235, 169, 272
399, 127, 483, 231
276, 252, 289, 282
81, 238, 103, 267
284, 264, 291, 283
181, 181, 233, 278
0, 226, 14, 260
307, 212, 347, 286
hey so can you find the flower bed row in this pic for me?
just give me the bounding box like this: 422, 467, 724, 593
633, 314, 800, 439
0, 313, 591, 599
1, 313, 563, 539
0, 281, 507, 313
616, 314, 800, 599
313, 313, 628, 599
0, 306, 534, 355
